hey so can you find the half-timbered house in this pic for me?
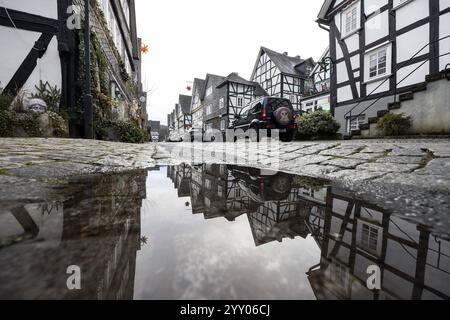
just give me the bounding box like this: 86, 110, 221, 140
190, 78, 205, 130
0, 0, 145, 136
250, 47, 315, 112
317, 0, 450, 136
200, 72, 266, 134
301, 47, 332, 113
201, 73, 226, 132
177, 94, 192, 133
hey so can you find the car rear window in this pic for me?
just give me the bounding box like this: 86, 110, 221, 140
265, 98, 293, 112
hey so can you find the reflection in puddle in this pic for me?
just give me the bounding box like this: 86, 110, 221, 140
0, 165, 449, 300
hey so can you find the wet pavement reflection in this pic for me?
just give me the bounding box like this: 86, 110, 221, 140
0, 165, 449, 300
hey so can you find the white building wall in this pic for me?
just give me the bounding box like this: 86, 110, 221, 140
1, 0, 58, 19
396, 24, 430, 63
396, 0, 429, 30
0, 0, 61, 95
365, 0, 388, 15
440, 12, 450, 71
365, 10, 389, 45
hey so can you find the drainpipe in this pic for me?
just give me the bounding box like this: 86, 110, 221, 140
84, 0, 94, 139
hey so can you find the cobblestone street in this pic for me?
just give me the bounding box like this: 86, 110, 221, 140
1, 138, 449, 232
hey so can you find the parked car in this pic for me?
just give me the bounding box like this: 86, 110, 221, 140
151, 131, 160, 142
168, 131, 183, 142
229, 166, 293, 202
230, 97, 297, 142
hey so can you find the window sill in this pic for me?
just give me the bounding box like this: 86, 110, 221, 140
363, 73, 392, 85
393, 0, 415, 11
341, 27, 362, 41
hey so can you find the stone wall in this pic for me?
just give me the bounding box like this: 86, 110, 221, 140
391, 77, 450, 134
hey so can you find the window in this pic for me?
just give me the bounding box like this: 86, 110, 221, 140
348, 115, 365, 132
290, 95, 297, 104
220, 119, 226, 131
361, 224, 379, 252
341, 1, 360, 37
305, 67, 312, 75
237, 97, 244, 107
206, 105, 212, 115
265, 79, 272, 88
251, 102, 262, 114
369, 48, 387, 78
364, 44, 392, 82
206, 86, 213, 97
219, 98, 224, 109
218, 185, 223, 197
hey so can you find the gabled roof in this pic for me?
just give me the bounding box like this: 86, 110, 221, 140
192, 78, 206, 97
217, 72, 256, 88
318, 0, 355, 21
179, 95, 192, 114
200, 74, 226, 99
318, 0, 334, 20
311, 46, 330, 74
251, 47, 313, 79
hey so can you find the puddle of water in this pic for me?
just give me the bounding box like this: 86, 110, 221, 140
0, 165, 449, 300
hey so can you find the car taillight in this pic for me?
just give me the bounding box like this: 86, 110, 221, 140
262, 107, 267, 121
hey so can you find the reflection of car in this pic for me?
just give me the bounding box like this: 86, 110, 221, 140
151, 132, 160, 142
230, 97, 297, 142
168, 132, 183, 142
229, 166, 293, 202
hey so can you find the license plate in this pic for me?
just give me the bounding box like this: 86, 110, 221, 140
279, 129, 287, 133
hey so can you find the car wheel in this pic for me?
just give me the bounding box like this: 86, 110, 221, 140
280, 131, 294, 142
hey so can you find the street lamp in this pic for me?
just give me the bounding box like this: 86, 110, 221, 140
84, 0, 93, 139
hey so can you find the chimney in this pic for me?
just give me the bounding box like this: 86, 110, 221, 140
283, 52, 289, 56
296, 55, 301, 59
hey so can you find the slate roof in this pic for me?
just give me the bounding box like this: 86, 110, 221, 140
200, 74, 226, 100
251, 47, 315, 79
193, 78, 206, 96
217, 72, 256, 88
179, 95, 192, 114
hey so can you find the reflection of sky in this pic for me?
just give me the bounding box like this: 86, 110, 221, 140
134, 168, 321, 300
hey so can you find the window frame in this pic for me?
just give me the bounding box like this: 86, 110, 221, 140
364, 43, 392, 83
341, 1, 361, 38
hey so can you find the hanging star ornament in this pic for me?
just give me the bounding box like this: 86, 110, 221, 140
141, 44, 149, 54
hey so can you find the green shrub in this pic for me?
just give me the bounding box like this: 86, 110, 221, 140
96, 120, 146, 144
0, 110, 13, 136
31, 81, 61, 113
48, 111, 69, 137
296, 110, 341, 139
376, 113, 412, 136
0, 94, 14, 111
13, 114, 42, 137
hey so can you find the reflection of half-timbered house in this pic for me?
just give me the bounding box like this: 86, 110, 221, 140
0, 170, 146, 299
306, 188, 450, 300
250, 47, 315, 112
317, 0, 450, 136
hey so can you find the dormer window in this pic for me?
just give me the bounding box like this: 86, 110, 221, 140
341, 1, 360, 38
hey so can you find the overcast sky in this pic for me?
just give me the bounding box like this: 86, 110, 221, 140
135, 0, 329, 125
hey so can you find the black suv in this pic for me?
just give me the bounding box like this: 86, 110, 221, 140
230, 97, 296, 142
